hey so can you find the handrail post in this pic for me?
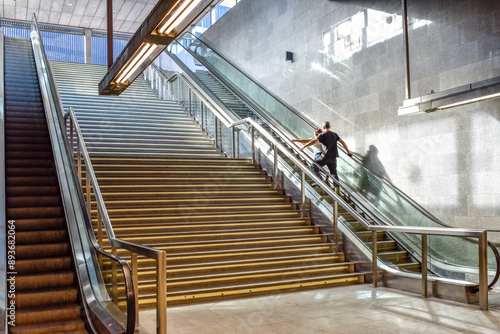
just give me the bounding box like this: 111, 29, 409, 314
97, 209, 103, 248
132, 252, 139, 322
112, 246, 118, 304
157, 251, 167, 334
214, 115, 218, 148
188, 88, 192, 116
273, 145, 279, 189
372, 230, 378, 287
201, 102, 204, 131
333, 200, 338, 253
251, 125, 255, 164
301, 171, 306, 218
232, 127, 236, 158
86, 169, 91, 218
422, 234, 428, 297
69, 117, 74, 155
479, 230, 488, 310
77, 133, 82, 184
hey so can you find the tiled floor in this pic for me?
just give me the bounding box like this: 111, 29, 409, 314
139, 285, 500, 333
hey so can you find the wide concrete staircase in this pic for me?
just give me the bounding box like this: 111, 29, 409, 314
5, 38, 88, 333
51, 61, 365, 308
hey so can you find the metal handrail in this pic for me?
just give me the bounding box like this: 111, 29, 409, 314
67, 107, 167, 334
165, 35, 500, 288
231, 117, 489, 310
30, 14, 141, 334
148, 59, 495, 308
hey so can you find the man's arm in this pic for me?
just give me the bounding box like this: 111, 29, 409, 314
298, 138, 319, 151
339, 139, 353, 157
290, 139, 311, 144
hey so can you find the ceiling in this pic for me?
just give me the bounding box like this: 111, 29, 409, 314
0, 0, 158, 34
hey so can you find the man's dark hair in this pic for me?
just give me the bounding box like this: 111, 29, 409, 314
323, 121, 331, 129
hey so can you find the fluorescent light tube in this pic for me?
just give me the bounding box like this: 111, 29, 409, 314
436, 91, 500, 110
158, 0, 202, 34
116, 43, 155, 84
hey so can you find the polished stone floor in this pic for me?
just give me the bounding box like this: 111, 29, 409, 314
139, 285, 500, 333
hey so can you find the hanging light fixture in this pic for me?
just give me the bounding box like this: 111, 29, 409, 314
99, 0, 215, 95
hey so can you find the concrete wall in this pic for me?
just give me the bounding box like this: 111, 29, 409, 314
202, 0, 500, 232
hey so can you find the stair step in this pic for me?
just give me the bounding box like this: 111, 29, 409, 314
15, 256, 72, 274
9, 318, 87, 334
15, 303, 81, 326
15, 271, 75, 290
15, 286, 78, 308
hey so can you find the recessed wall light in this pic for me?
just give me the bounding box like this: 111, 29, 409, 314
67, 3, 73, 6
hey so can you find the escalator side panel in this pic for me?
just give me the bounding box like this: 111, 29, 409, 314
4, 37, 88, 333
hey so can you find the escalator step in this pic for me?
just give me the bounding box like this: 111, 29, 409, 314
9, 318, 86, 334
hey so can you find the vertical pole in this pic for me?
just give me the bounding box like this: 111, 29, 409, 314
77, 138, 82, 184
177, 78, 180, 102
301, 171, 306, 218
402, 0, 411, 99
421, 234, 428, 297
112, 246, 118, 304
333, 201, 338, 253
273, 145, 279, 189
188, 89, 192, 116
200, 103, 204, 131
70, 117, 74, 155
106, 0, 113, 69
97, 210, 103, 248
372, 230, 378, 287
232, 127, 236, 158
237, 129, 240, 158
132, 252, 139, 322
251, 125, 255, 164
157, 251, 167, 334
86, 170, 91, 218
478, 231, 488, 310
214, 115, 218, 148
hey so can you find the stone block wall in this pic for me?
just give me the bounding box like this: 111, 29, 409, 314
202, 0, 500, 234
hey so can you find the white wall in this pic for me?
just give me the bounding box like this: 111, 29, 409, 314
202, 0, 500, 233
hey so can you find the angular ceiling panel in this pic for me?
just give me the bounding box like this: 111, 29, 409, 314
0, 0, 158, 34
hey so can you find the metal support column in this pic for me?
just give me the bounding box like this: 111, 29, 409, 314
106, 0, 113, 69
402, 0, 411, 99
478, 230, 488, 310
372, 231, 378, 287
421, 234, 428, 297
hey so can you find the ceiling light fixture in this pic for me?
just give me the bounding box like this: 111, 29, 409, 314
99, 0, 215, 95
158, 0, 202, 35
116, 43, 157, 84
435, 91, 500, 110
398, 76, 500, 115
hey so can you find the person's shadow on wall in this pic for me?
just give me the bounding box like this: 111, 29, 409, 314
355, 145, 392, 201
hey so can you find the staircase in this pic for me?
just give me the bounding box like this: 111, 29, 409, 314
51, 61, 365, 308
4, 38, 88, 333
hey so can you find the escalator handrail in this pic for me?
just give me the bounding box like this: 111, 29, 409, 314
0, 28, 7, 334
176, 33, 500, 287
233, 118, 492, 297
30, 14, 136, 333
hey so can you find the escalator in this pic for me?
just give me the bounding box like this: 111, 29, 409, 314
4, 36, 87, 333
2, 15, 137, 333
159, 32, 500, 303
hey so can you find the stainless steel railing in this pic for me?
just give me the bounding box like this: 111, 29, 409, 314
30, 13, 141, 333
66, 106, 167, 334
145, 61, 492, 309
